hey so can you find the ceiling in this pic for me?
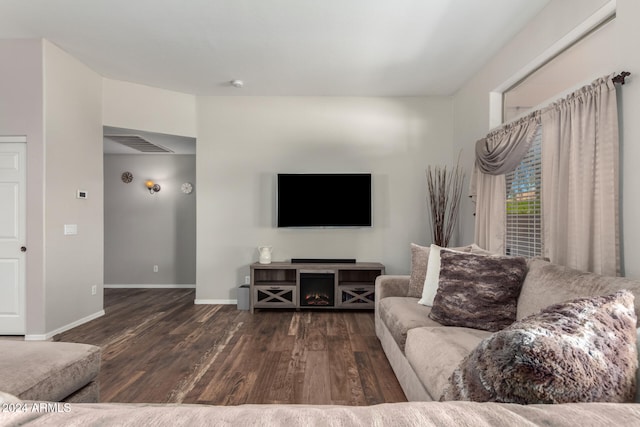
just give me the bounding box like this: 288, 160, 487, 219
0, 0, 550, 97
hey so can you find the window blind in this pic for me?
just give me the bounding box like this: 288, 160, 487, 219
505, 125, 542, 258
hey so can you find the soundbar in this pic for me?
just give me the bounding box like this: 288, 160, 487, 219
291, 258, 356, 264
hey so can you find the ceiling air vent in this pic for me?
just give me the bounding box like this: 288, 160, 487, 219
104, 135, 174, 153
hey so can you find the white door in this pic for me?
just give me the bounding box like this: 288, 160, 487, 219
0, 139, 26, 334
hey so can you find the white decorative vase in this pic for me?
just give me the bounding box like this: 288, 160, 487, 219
258, 246, 272, 264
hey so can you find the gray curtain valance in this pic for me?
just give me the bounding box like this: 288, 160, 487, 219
474, 111, 540, 175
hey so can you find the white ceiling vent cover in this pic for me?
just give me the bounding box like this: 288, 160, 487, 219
105, 135, 174, 153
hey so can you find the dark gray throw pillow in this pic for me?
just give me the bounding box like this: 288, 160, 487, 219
428, 251, 527, 332
440, 290, 638, 404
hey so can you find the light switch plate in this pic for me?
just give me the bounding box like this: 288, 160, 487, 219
64, 224, 78, 235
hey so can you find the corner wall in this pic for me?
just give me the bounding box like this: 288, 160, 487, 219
196, 96, 453, 301
43, 40, 104, 334
0, 39, 104, 337
451, 0, 640, 277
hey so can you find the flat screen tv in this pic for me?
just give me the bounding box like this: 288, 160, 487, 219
277, 173, 372, 228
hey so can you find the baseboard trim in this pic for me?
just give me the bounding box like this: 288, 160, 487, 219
25, 310, 105, 341
194, 299, 237, 305
104, 284, 196, 289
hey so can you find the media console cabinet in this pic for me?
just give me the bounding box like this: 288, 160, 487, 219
249, 262, 385, 313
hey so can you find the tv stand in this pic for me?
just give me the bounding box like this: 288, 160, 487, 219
250, 261, 385, 313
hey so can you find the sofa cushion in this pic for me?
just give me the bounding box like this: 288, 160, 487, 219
429, 251, 527, 332
0, 341, 101, 402
405, 326, 491, 400
441, 290, 638, 404
408, 243, 473, 298
518, 258, 640, 321
378, 297, 443, 352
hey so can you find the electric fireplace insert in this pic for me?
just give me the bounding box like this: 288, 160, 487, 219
299, 272, 335, 307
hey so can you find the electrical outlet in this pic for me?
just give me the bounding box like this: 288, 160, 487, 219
153, 265, 159, 273
244, 276, 251, 285
91, 285, 97, 295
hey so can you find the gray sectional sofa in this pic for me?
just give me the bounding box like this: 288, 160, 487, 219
375, 256, 640, 402
2, 394, 640, 426
0, 340, 101, 403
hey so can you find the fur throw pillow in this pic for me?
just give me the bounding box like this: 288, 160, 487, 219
441, 290, 638, 404
429, 251, 527, 332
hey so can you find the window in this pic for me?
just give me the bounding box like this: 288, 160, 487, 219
505, 126, 542, 257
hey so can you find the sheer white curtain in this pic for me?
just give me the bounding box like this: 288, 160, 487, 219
541, 75, 620, 275
472, 172, 507, 253
470, 114, 540, 253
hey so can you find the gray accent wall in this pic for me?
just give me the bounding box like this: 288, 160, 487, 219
104, 154, 196, 285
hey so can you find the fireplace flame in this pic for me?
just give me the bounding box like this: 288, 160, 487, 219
304, 293, 331, 306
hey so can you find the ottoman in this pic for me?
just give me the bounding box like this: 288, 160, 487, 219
0, 341, 101, 402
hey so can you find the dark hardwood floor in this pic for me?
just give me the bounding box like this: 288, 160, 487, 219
54, 288, 407, 405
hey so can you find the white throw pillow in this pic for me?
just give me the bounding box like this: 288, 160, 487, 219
418, 244, 445, 306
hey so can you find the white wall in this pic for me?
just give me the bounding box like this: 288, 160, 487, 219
103, 78, 197, 138
453, 0, 640, 278
43, 40, 104, 333
196, 96, 453, 301
104, 154, 196, 285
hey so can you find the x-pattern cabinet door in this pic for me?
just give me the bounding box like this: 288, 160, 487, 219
253, 286, 296, 308
338, 285, 375, 308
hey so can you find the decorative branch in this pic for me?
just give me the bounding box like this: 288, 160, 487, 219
426, 155, 465, 247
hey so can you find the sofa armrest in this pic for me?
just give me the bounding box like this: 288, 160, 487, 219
376, 274, 410, 301
375, 275, 410, 314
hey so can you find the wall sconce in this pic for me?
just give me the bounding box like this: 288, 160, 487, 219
145, 180, 161, 194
